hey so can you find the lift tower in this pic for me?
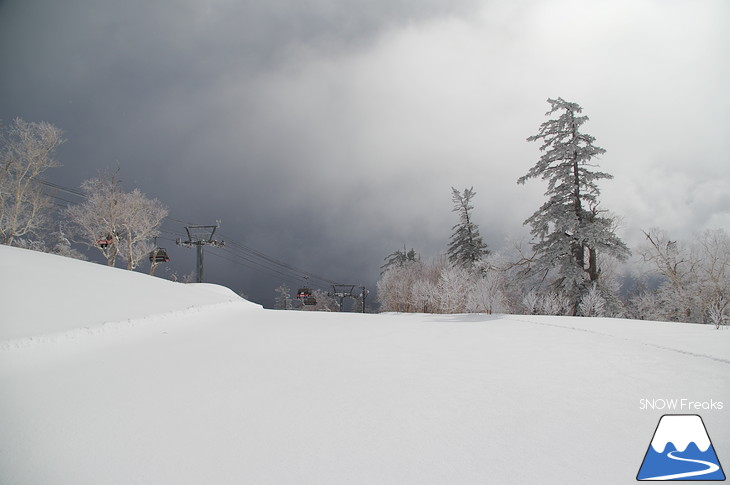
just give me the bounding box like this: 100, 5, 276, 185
176, 224, 224, 283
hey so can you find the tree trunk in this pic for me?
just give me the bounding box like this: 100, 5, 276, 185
588, 246, 599, 281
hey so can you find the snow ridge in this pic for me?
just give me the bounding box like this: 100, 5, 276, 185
0, 300, 251, 352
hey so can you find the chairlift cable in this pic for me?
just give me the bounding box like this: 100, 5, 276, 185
29, 178, 340, 288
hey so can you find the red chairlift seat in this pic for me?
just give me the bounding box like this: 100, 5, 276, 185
297, 288, 317, 305
97, 235, 113, 249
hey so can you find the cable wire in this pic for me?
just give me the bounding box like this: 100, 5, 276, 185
31, 177, 338, 290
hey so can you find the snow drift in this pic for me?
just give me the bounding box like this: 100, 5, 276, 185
0, 244, 258, 344
1, 246, 728, 484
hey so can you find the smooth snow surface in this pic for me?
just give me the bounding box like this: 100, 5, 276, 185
0, 245, 258, 343
1, 246, 728, 484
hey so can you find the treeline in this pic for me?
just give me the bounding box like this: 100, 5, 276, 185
0, 118, 169, 273
377, 98, 729, 328
377, 228, 730, 327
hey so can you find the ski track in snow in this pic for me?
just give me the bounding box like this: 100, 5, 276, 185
0, 300, 246, 351
3, 247, 729, 485
641, 450, 720, 480
505, 315, 730, 365
6, 308, 728, 365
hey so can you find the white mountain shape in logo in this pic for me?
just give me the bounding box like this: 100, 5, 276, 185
651, 415, 711, 453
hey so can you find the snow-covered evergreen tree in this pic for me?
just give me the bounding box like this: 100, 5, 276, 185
447, 187, 489, 269
518, 98, 630, 313
380, 246, 420, 274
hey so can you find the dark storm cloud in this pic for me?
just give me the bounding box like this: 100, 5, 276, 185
0, 0, 482, 305
2, 0, 729, 307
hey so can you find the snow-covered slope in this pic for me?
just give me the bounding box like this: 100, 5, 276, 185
0, 245, 258, 343
1, 247, 728, 485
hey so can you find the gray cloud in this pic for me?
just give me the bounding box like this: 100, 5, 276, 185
2, 0, 728, 306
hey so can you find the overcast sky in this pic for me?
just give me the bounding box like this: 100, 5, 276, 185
1, 0, 728, 307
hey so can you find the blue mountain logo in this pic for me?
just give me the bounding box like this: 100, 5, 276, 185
637, 414, 725, 481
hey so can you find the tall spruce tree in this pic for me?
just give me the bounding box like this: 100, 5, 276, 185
447, 187, 489, 269
518, 98, 629, 313
380, 246, 419, 274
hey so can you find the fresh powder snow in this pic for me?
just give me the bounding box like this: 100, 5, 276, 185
1, 245, 728, 484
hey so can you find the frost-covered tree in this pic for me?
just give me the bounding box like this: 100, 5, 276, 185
447, 187, 489, 269
540, 291, 572, 316
411, 278, 438, 313
578, 283, 607, 317
66, 173, 168, 269
377, 251, 515, 314
0, 118, 64, 246
410, 256, 449, 313
628, 290, 664, 322
467, 268, 510, 314
12, 226, 88, 261
640, 228, 730, 325
274, 284, 294, 310
66, 174, 124, 266
302, 289, 339, 312
116, 188, 168, 270
707, 297, 728, 329
380, 246, 420, 274
518, 98, 630, 313
435, 265, 473, 313
377, 259, 423, 312
47, 224, 88, 260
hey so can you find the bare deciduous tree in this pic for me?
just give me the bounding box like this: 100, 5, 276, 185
66, 172, 168, 269
0, 118, 64, 245
640, 228, 730, 325
116, 188, 168, 270
66, 174, 124, 266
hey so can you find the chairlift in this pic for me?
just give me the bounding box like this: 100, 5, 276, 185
296, 287, 317, 306
97, 235, 113, 249
149, 247, 170, 263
